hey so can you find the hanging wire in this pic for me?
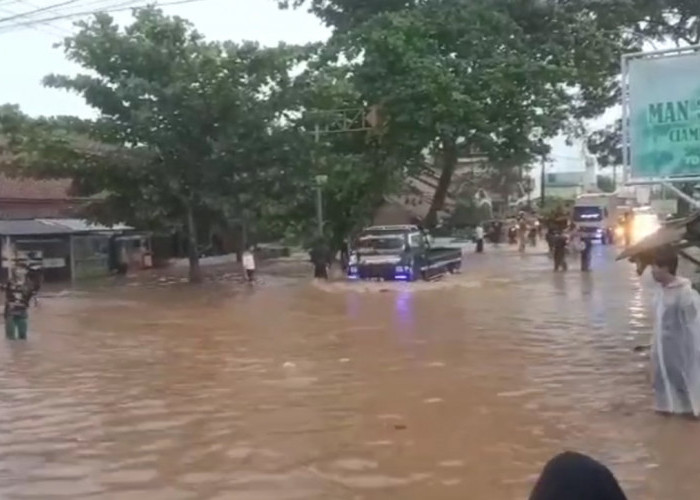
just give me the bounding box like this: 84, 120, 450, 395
1, 0, 74, 35
0, 0, 210, 34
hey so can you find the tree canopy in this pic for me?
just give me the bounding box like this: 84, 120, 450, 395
285, 0, 638, 224
2, 7, 306, 282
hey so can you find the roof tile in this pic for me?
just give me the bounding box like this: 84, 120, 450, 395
0, 175, 73, 200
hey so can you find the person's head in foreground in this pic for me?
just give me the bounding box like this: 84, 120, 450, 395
529, 451, 628, 500
651, 246, 678, 286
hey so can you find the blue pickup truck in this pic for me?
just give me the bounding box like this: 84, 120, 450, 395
347, 225, 463, 281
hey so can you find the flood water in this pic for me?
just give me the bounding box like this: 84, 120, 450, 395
1, 245, 698, 500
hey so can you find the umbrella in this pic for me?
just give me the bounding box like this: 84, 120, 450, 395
616, 224, 687, 261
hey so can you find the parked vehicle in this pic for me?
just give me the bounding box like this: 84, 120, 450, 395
347, 225, 462, 281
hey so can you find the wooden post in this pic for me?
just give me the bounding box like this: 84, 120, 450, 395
3, 236, 12, 280
69, 235, 76, 284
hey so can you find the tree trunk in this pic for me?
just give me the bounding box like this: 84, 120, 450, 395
186, 204, 202, 283
425, 136, 458, 228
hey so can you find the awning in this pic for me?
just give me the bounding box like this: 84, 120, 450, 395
0, 218, 133, 236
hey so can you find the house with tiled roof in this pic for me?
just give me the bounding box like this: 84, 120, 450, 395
0, 174, 81, 219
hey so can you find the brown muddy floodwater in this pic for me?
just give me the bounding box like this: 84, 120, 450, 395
1, 245, 699, 500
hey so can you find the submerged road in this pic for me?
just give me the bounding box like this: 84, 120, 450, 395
0, 244, 697, 500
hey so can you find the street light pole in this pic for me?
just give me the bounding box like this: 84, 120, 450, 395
316, 183, 324, 235
308, 107, 381, 237
313, 124, 324, 236
528, 126, 546, 209
540, 155, 546, 207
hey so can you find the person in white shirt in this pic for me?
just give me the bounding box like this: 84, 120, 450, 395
475, 224, 485, 253
242, 246, 256, 283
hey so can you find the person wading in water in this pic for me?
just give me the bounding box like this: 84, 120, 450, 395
552, 229, 568, 272
242, 246, 256, 283
474, 223, 485, 253
310, 239, 331, 280
3, 266, 36, 341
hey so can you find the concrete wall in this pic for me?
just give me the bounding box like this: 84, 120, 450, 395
546, 186, 583, 200
373, 202, 420, 226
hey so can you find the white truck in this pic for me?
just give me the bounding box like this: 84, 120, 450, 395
572, 193, 622, 244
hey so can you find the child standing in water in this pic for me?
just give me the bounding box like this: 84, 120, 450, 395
4, 266, 35, 340
242, 246, 256, 283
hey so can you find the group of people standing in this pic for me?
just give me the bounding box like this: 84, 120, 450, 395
474, 215, 595, 273
548, 224, 593, 272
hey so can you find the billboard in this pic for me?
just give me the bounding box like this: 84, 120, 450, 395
627, 51, 700, 179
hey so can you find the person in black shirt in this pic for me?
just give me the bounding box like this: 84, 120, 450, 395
4, 267, 35, 340
339, 239, 350, 272
310, 239, 331, 279
552, 230, 569, 272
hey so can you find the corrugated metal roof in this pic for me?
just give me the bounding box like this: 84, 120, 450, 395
37, 219, 132, 232
0, 218, 133, 236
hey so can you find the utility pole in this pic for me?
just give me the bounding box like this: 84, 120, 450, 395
540, 156, 546, 207
313, 124, 324, 236
529, 126, 546, 208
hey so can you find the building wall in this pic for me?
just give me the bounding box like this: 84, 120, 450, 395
546, 186, 583, 200
11, 236, 72, 282
373, 202, 420, 226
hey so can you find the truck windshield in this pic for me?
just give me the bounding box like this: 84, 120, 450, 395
573, 206, 603, 222
356, 236, 405, 252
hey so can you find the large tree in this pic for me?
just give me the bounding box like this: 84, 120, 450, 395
282, 0, 639, 226
261, 60, 408, 248
2, 7, 304, 282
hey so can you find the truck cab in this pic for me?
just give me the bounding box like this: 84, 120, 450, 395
572, 194, 618, 244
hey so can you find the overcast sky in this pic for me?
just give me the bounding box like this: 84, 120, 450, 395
0, 0, 330, 116
0, 0, 605, 172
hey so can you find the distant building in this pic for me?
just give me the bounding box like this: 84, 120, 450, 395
544, 171, 590, 199
374, 153, 529, 225
374, 168, 455, 226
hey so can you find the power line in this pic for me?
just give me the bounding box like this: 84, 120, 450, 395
0, 0, 210, 33
0, 0, 129, 32
0, 0, 147, 33
0, 0, 81, 23
2, 0, 74, 35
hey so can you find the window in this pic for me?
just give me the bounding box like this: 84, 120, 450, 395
573, 206, 603, 222
409, 233, 423, 248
